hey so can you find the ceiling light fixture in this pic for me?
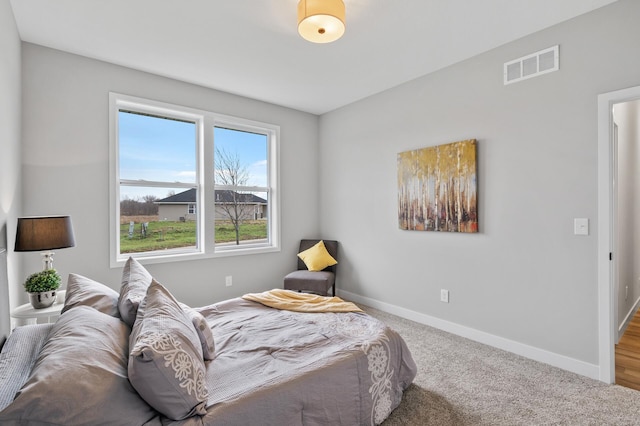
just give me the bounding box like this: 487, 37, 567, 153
297, 0, 345, 44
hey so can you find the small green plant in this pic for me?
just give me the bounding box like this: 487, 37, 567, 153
24, 269, 61, 293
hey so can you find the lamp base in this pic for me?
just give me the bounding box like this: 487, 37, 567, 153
41, 251, 55, 270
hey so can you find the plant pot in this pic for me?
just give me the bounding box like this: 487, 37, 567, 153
28, 290, 57, 309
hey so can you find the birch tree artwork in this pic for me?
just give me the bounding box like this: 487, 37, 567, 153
398, 139, 478, 233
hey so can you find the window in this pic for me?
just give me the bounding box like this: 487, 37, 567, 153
109, 93, 279, 266
213, 127, 269, 248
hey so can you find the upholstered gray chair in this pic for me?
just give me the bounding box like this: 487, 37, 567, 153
284, 239, 338, 296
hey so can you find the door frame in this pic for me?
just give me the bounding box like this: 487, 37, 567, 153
598, 85, 640, 383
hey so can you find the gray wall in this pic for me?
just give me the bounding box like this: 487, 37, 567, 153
319, 0, 640, 367
614, 99, 640, 336
0, 0, 22, 340
20, 43, 319, 306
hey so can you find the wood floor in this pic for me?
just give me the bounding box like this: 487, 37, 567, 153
615, 308, 640, 390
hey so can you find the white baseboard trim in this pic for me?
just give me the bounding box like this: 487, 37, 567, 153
339, 290, 600, 381
618, 295, 640, 342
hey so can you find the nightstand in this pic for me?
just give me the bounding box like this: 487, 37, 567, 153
11, 290, 65, 325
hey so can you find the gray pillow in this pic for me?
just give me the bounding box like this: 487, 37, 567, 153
0, 306, 158, 425
62, 273, 120, 317
129, 279, 208, 420
180, 303, 216, 361
118, 256, 153, 327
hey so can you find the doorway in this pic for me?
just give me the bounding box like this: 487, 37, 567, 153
598, 85, 640, 384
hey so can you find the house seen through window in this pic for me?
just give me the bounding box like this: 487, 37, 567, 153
110, 93, 279, 265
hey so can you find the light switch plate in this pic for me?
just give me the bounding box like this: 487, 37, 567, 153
574, 218, 589, 236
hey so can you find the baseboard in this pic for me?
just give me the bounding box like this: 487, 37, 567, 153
339, 289, 600, 381
618, 295, 640, 342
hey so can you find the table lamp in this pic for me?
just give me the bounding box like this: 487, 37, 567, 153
14, 216, 75, 270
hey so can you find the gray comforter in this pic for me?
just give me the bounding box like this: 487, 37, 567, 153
175, 298, 417, 425
0, 298, 416, 425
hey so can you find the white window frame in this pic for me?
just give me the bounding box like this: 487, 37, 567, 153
109, 93, 280, 267
213, 121, 273, 253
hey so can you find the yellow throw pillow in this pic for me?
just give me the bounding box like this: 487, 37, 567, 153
297, 240, 338, 272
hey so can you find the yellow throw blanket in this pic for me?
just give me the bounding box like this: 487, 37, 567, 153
242, 289, 363, 313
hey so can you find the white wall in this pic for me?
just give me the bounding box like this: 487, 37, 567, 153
20, 44, 319, 306
0, 0, 22, 340
614, 99, 640, 335
319, 0, 640, 370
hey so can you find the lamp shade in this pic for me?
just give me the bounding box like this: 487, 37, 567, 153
15, 216, 75, 252
298, 0, 345, 44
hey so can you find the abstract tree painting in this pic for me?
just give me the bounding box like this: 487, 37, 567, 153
398, 139, 478, 233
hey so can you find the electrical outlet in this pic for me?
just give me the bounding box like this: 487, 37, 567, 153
225, 276, 232, 287
440, 289, 449, 303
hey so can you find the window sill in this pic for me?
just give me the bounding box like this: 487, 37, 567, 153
111, 244, 280, 268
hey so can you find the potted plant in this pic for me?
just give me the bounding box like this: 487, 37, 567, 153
24, 269, 61, 309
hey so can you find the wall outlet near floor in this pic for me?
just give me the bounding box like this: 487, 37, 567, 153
440, 289, 449, 303
225, 276, 233, 287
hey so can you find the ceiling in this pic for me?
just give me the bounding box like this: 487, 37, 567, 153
9, 0, 618, 115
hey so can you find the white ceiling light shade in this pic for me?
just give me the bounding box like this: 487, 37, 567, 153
297, 0, 345, 44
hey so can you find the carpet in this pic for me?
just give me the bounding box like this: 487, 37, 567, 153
363, 306, 640, 425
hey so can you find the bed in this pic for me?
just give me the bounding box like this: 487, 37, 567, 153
0, 258, 416, 425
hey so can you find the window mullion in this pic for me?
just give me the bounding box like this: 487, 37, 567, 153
214, 185, 268, 192
202, 116, 215, 254
120, 179, 196, 189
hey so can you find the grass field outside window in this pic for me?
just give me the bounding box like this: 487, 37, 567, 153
120, 217, 267, 254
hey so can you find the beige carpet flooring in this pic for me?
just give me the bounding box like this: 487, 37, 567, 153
362, 306, 640, 425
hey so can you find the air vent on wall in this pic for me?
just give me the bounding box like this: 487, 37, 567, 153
504, 45, 559, 85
